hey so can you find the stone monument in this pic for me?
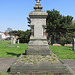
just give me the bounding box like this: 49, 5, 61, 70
25, 0, 50, 55
10, 0, 72, 74
73, 38, 75, 51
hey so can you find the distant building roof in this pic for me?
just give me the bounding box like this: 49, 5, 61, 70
4, 32, 10, 36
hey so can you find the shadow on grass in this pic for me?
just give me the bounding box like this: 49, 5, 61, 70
7, 52, 21, 57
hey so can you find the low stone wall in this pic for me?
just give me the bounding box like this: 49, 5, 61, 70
64, 44, 72, 47
53, 44, 61, 46
53, 44, 72, 47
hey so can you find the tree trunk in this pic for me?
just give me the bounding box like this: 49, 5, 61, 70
51, 35, 54, 45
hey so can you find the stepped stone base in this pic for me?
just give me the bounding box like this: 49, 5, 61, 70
10, 62, 71, 74
25, 45, 50, 55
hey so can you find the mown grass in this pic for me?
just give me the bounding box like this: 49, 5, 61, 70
0, 73, 8, 75
0, 40, 75, 59
0, 41, 28, 57
50, 45, 75, 59
0, 73, 71, 75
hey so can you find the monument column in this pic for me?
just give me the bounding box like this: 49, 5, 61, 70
25, 0, 50, 55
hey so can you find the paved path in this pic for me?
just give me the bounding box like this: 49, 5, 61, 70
0, 57, 17, 73
62, 59, 75, 74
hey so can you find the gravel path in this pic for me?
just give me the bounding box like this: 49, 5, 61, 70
62, 59, 75, 74
0, 57, 17, 73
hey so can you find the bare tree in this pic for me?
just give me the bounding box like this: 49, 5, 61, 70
5, 28, 13, 32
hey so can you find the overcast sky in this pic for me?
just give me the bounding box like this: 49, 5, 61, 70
0, 0, 75, 32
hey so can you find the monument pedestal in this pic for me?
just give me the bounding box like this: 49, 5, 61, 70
26, 45, 50, 55
26, 39, 50, 55
10, 63, 70, 74
10, 55, 71, 74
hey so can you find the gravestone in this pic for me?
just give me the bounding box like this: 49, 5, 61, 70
11, 38, 13, 44
25, 0, 50, 55
73, 38, 75, 51
17, 39, 19, 44
11, 37, 16, 44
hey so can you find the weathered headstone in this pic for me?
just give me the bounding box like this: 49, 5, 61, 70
17, 39, 19, 44
11, 37, 16, 44
73, 38, 75, 51
11, 38, 13, 44
25, 0, 50, 55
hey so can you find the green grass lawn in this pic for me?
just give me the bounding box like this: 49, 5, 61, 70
0, 41, 28, 57
50, 45, 75, 59
0, 40, 75, 59
0, 73, 70, 75
0, 41, 73, 75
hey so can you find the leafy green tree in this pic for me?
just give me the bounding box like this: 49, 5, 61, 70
46, 9, 74, 45
24, 29, 31, 43
9, 30, 31, 43
27, 17, 31, 24
9, 30, 18, 36
18, 29, 31, 43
